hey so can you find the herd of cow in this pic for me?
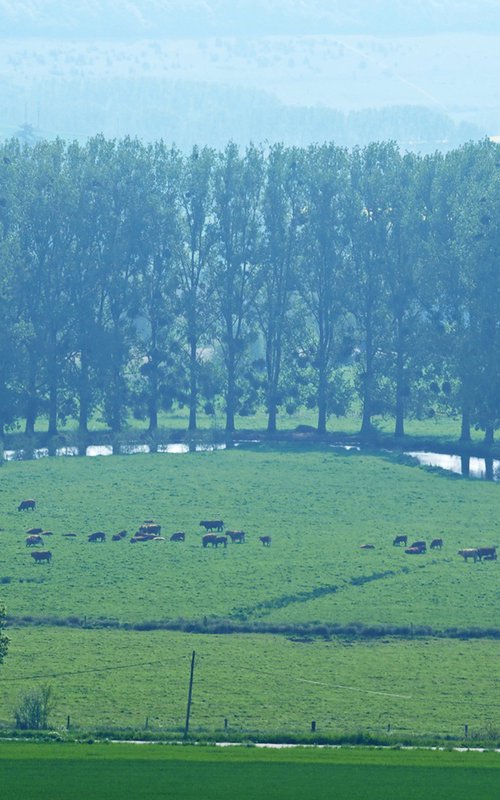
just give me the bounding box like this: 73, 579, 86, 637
390, 534, 497, 561
17, 502, 272, 562
17, 498, 496, 564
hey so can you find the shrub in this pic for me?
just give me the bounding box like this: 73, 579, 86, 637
13, 684, 55, 730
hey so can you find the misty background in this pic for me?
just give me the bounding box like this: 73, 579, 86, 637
1, 1, 499, 152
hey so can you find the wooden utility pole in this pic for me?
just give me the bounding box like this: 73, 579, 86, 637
184, 650, 196, 738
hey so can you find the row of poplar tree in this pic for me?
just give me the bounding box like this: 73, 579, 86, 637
0, 136, 498, 441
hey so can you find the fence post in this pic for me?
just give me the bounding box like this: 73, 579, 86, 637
67, 715, 70, 731
464, 724, 468, 739
145, 716, 149, 731
311, 720, 316, 733
224, 718, 228, 731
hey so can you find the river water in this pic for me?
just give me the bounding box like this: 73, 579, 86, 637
2, 441, 499, 481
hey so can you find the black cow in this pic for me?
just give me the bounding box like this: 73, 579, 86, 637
476, 546, 497, 561
18, 499, 36, 511
202, 533, 218, 547
393, 535, 407, 546
200, 520, 224, 532
88, 531, 106, 543
259, 535, 272, 546
227, 530, 245, 543
430, 538, 443, 550
170, 532, 185, 542
31, 550, 52, 563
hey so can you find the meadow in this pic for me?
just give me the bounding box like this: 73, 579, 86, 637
0, 743, 498, 800
0, 443, 498, 738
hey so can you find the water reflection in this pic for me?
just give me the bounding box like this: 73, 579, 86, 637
2, 440, 499, 480
405, 451, 500, 481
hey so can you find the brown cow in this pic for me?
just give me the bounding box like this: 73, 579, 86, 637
18, 499, 36, 511
430, 538, 443, 550
259, 535, 272, 546
31, 550, 52, 563
26, 535, 43, 547
202, 533, 218, 547
410, 540, 426, 552
458, 548, 479, 562
476, 546, 497, 561
393, 535, 407, 546
170, 532, 185, 542
227, 530, 245, 543
88, 531, 106, 543
112, 530, 128, 541
215, 536, 228, 548
200, 520, 224, 532
405, 546, 425, 555
26, 527, 43, 536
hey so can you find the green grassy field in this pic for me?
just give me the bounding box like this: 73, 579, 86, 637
0, 445, 498, 737
0, 743, 498, 800
0, 627, 498, 736
0, 447, 497, 628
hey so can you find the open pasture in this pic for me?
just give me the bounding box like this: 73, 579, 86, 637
0, 446, 498, 630
0, 742, 498, 800
0, 627, 498, 736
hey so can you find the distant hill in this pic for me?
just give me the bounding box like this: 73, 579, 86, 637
0, 4, 497, 150
1, 1, 499, 38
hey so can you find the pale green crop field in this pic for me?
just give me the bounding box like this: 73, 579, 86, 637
1, 742, 498, 800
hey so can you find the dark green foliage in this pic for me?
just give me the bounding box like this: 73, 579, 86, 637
13, 684, 55, 730
0, 137, 499, 441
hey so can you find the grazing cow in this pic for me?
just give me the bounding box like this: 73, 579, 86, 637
200, 520, 224, 532
259, 535, 272, 546
215, 535, 228, 548
88, 531, 106, 543
410, 540, 426, 552
18, 499, 36, 511
360, 544, 375, 549
430, 538, 443, 550
26, 534, 43, 547
227, 530, 246, 543
458, 548, 479, 562
202, 533, 218, 548
112, 531, 128, 541
405, 546, 425, 555
139, 523, 161, 535
31, 550, 52, 563
170, 532, 185, 542
476, 546, 497, 561
393, 535, 407, 546
26, 527, 43, 536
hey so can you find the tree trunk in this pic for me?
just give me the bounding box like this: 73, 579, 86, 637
317, 356, 327, 435
188, 337, 197, 432
394, 318, 405, 438
225, 349, 236, 433
459, 406, 471, 442
484, 423, 494, 446
25, 356, 38, 435
47, 333, 58, 436
148, 365, 158, 433
78, 349, 90, 434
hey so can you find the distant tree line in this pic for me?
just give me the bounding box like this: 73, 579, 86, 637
0, 136, 498, 442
